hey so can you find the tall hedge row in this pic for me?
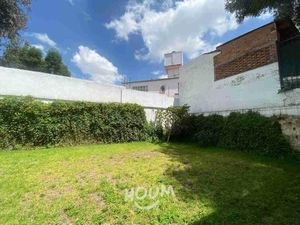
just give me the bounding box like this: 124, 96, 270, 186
219, 112, 291, 156
167, 108, 292, 156
0, 97, 148, 149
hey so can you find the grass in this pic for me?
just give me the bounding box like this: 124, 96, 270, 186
0, 142, 299, 225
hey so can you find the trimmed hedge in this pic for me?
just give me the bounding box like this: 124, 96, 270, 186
0, 97, 148, 149
219, 112, 291, 156
165, 107, 292, 156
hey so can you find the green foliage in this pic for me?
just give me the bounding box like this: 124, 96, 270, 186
159, 107, 292, 156
1, 37, 23, 67
0, 97, 148, 149
155, 105, 190, 142
225, 0, 300, 26
0, 0, 31, 41
19, 43, 44, 71
219, 112, 291, 156
145, 122, 164, 142
45, 48, 71, 76
193, 115, 225, 147
58, 63, 71, 77
1, 41, 70, 76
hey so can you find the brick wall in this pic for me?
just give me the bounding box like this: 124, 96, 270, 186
165, 64, 181, 77
214, 23, 279, 80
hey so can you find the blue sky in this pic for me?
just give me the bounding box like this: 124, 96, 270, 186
21, 0, 273, 84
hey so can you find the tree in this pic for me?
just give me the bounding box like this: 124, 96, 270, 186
44, 49, 62, 74
1, 41, 44, 71
225, 0, 300, 26
1, 38, 22, 67
1, 42, 71, 77
59, 64, 71, 77
20, 43, 44, 71
44, 49, 71, 77
0, 0, 31, 42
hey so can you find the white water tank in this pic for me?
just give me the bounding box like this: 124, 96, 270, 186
164, 51, 183, 78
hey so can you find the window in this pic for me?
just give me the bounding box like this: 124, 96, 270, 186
132, 85, 148, 92
160, 85, 166, 94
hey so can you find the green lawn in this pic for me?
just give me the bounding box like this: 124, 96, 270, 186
0, 142, 299, 225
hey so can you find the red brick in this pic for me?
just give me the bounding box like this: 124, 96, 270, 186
214, 23, 279, 80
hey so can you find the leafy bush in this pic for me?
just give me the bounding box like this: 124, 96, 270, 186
219, 112, 291, 156
160, 106, 292, 156
0, 97, 148, 149
193, 115, 224, 146
145, 122, 164, 142
155, 105, 190, 142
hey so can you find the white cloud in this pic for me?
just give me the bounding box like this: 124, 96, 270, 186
72, 46, 123, 84
30, 33, 56, 47
105, 12, 139, 41
151, 70, 168, 79
158, 74, 168, 79
152, 70, 162, 75
106, 0, 239, 62
32, 44, 45, 52
258, 11, 273, 20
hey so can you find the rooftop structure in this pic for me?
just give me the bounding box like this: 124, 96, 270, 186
164, 51, 183, 78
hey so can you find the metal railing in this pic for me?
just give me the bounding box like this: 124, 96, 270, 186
278, 35, 300, 91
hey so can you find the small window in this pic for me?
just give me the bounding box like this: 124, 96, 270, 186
160, 85, 166, 94
132, 85, 148, 92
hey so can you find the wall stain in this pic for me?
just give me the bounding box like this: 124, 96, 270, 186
231, 76, 245, 86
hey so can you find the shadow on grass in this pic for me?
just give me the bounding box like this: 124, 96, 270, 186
158, 143, 300, 225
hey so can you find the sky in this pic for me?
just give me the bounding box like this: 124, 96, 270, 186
20, 0, 273, 84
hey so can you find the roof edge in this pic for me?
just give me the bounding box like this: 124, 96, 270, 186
123, 77, 179, 84
216, 21, 275, 49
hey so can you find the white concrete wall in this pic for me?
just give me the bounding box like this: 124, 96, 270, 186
179, 53, 300, 116
164, 51, 183, 66
125, 77, 179, 97
0, 67, 175, 121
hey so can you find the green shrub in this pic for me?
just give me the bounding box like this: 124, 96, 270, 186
0, 127, 15, 150
162, 106, 292, 156
219, 112, 291, 156
0, 97, 148, 149
193, 115, 224, 146
145, 122, 163, 142
155, 105, 192, 142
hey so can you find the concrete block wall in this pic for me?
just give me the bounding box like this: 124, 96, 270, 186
0, 67, 175, 121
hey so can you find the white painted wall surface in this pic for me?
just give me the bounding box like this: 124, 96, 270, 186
164, 51, 183, 66
125, 78, 179, 97
179, 53, 300, 116
0, 67, 175, 121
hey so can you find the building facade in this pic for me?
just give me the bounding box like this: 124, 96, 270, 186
164, 51, 183, 78
179, 20, 300, 116
124, 51, 183, 98
124, 77, 180, 97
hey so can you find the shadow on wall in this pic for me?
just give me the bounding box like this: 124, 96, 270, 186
158, 143, 300, 225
